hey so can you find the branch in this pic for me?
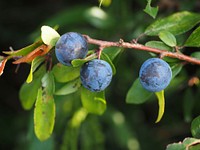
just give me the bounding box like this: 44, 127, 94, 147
83, 35, 200, 66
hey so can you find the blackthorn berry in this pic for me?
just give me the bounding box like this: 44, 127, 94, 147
80, 59, 113, 92
139, 58, 172, 92
55, 32, 88, 66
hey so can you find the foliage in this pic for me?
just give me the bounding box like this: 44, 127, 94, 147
1, 0, 200, 150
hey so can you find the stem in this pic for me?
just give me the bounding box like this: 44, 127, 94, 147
83, 35, 200, 65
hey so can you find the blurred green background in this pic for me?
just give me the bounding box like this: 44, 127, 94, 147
0, 0, 200, 149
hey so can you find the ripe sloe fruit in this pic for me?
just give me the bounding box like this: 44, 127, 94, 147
139, 58, 172, 92
80, 59, 113, 92
55, 32, 88, 66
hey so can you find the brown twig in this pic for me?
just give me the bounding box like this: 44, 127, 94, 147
83, 35, 200, 65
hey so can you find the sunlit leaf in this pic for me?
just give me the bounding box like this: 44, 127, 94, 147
159, 31, 177, 47
13, 44, 52, 64
143, 0, 158, 19
84, 7, 114, 29
155, 90, 165, 123
145, 11, 200, 36
191, 115, 200, 138
19, 66, 45, 110
41, 25, 60, 46
126, 78, 152, 104
26, 56, 45, 83
34, 88, 56, 141
81, 87, 106, 115
98, 0, 112, 7
41, 72, 55, 95
185, 26, 200, 47
54, 78, 81, 95
52, 63, 80, 83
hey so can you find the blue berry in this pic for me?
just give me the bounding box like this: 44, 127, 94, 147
139, 58, 172, 92
55, 32, 88, 66
80, 59, 113, 92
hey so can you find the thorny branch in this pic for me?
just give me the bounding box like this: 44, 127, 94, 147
83, 35, 200, 66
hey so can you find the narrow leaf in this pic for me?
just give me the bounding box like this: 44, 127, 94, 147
155, 90, 165, 123
103, 47, 123, 61
159, 31, 177, 47
126, 78, 152, 104
81, 87, 106, 115
183, 89, 194, 122
100, 52, 116, 75
26, 56, 45, 83
171, 63, 183, 79
143, 0, 158, 19
3, 40, 43, 56
54, 78, 81, 95
185, 26, 200, 47
191, 115, 200, 138
41, 25, 60, 46
52, 63, 80, 83
34, 88, 56, 141
145, 11, 200, 36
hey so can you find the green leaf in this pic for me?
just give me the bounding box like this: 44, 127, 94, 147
155, 90, 165, 123
145, 41, 173, 51
143, 0, 158, 19
103, 47, 123, 61
98, 0, 112, 7
171, 63, 183, 79
183, 89, 195, 122
42, 72, 55, 95
166, 138, 200, 150
191, 115, 200, 138
145, 41, 179, 62
159, 31, 177, 47
191, 52, 200, 60
81, 87, 106, 115
26, 56, 45, 83
41, 25, 60, 46
3, 40, 43, 57
185, 26, 200, 47
126, 78, 152, 104
71, 53, 97, 67
166, 143, 185, 150
55, 79, 81, 95
145, 11, 200, 36
100, 52, 116, 75
19, 66, 45, 110
52, 63, 80, 83
34, 88, 56, 141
